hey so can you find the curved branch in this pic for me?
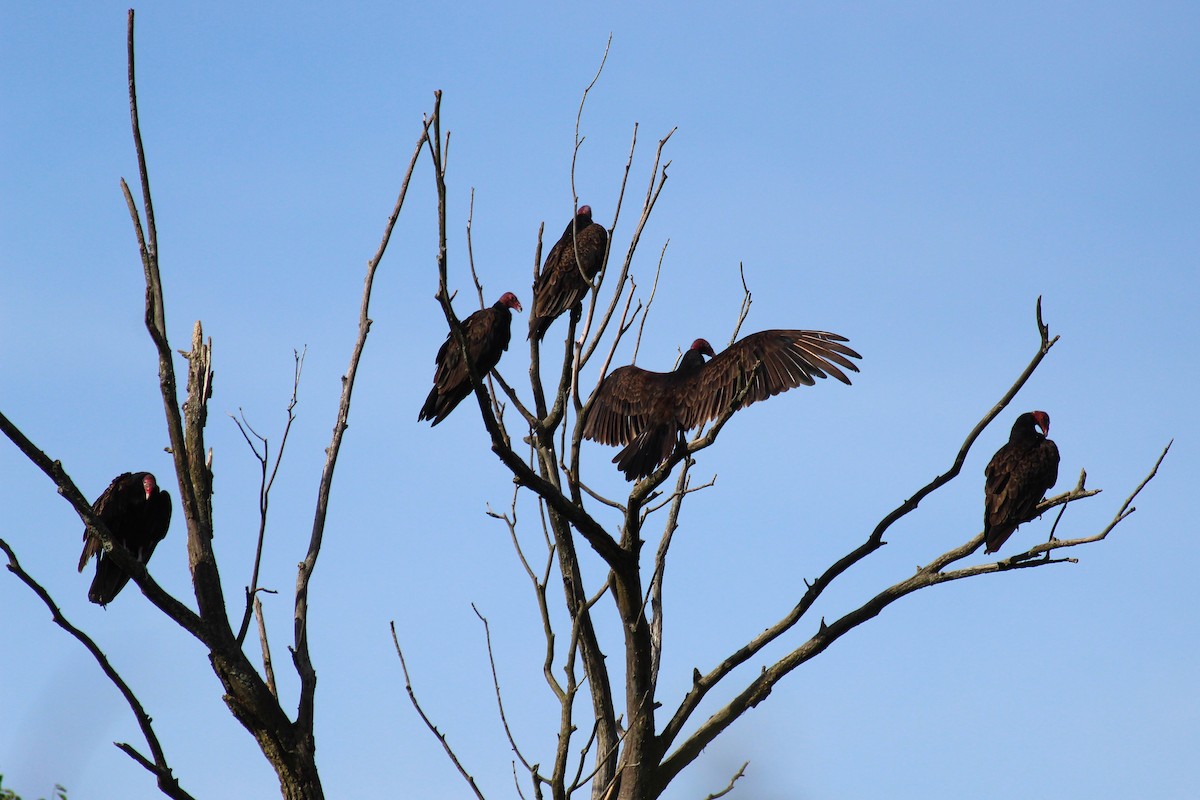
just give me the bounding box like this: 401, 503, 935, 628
656, 440, 1169, 793
0, 411, 207, 639
122, 10, 225, 628
1, 538, 196, 800
657, 296, 1060, 755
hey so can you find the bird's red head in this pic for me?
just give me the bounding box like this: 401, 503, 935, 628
142, 473, 157, 500
1031, 410, 1050, 435
499, 292, 523, 312
577, 205, 592, 220
690, 338, 716, 358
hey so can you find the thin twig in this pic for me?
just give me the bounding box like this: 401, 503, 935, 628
293, 103, 434, 735
234, 347, 305, 646
472, 604, 536, 773
704, 762, 749, 800
728, 263, 753, 345
580, 127, 675, 368
391, 623, 487, 800
630, 240, 668, 365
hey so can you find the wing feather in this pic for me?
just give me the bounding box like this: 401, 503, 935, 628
530, 221, 608, 340
678, 330, 861, 429
79, 472, 138, 571
582, 365, 676, 446
433, 305, 509, 389
984, 437, 1060, 551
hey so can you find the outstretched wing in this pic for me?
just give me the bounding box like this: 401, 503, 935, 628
582, 365, 677, 446
678, 330, 861, 429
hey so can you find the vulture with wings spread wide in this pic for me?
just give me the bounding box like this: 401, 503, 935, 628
983, 410, 1060, 553
583, 330, 861, 480
78, 471, 172, 606
419, 292, 523, 426
528, 205, 608, 342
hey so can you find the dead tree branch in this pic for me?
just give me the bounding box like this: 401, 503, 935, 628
0, 538, 195, 800
652, 303, 1163, 793
391, 623, 488, 800
234, 347, 305, 646
292, 104, 434, 742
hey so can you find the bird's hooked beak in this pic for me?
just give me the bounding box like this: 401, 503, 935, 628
142, 475, 156, 500
502, 292, 523, 313
1034, 412, 1050, 436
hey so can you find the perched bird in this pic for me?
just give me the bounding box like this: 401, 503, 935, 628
983, 410, 1061, 553
78, 472, 172, 606
583, 330, 861, 480
528, 205, 608, 342
419, 292, 523, 426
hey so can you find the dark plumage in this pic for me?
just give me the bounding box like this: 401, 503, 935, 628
583, 330, 862, 480
419, 292, 523, 426
78, 472, 172, 606
983, 410, 1061, 553
528, 205, 608, 342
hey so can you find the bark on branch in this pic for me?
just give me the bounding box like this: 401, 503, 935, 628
0, 538, 195, 800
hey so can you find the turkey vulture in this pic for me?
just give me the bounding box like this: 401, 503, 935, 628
583, 330, 862, 480
77, 472, 172, 606
983, 410, 1060, 553
528, 205, 608, 342
418, 292, 523, 426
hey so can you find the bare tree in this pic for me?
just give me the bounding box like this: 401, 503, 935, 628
0, 14, 1170, 800
1, 12, 433, 800
399, 53, 1172, 800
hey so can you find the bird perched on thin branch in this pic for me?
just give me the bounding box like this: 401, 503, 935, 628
983, 410, 1060, 553
78, 472, 172, 606
528, 205, 607, 342
419, 292, 523, 426
583, 330, 861, 480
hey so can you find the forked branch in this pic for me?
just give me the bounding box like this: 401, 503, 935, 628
659, 297, 1058, 755
655, 301, 1163, 790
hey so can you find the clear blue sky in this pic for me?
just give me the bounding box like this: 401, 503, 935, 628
2, 3, 1196, 798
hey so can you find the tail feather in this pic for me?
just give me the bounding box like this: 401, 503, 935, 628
983, 523, 1017, 554
419, 385, 469, 426
528, 315, 552, 342
88, 559, 131, 606
613, 422, 679, 481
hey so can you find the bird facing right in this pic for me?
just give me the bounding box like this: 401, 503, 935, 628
419, 292, 523, 426
528, 205, 607, 342
983, 411, 1060, 553
78, 471, 173, 606
582, 329, 861, 481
